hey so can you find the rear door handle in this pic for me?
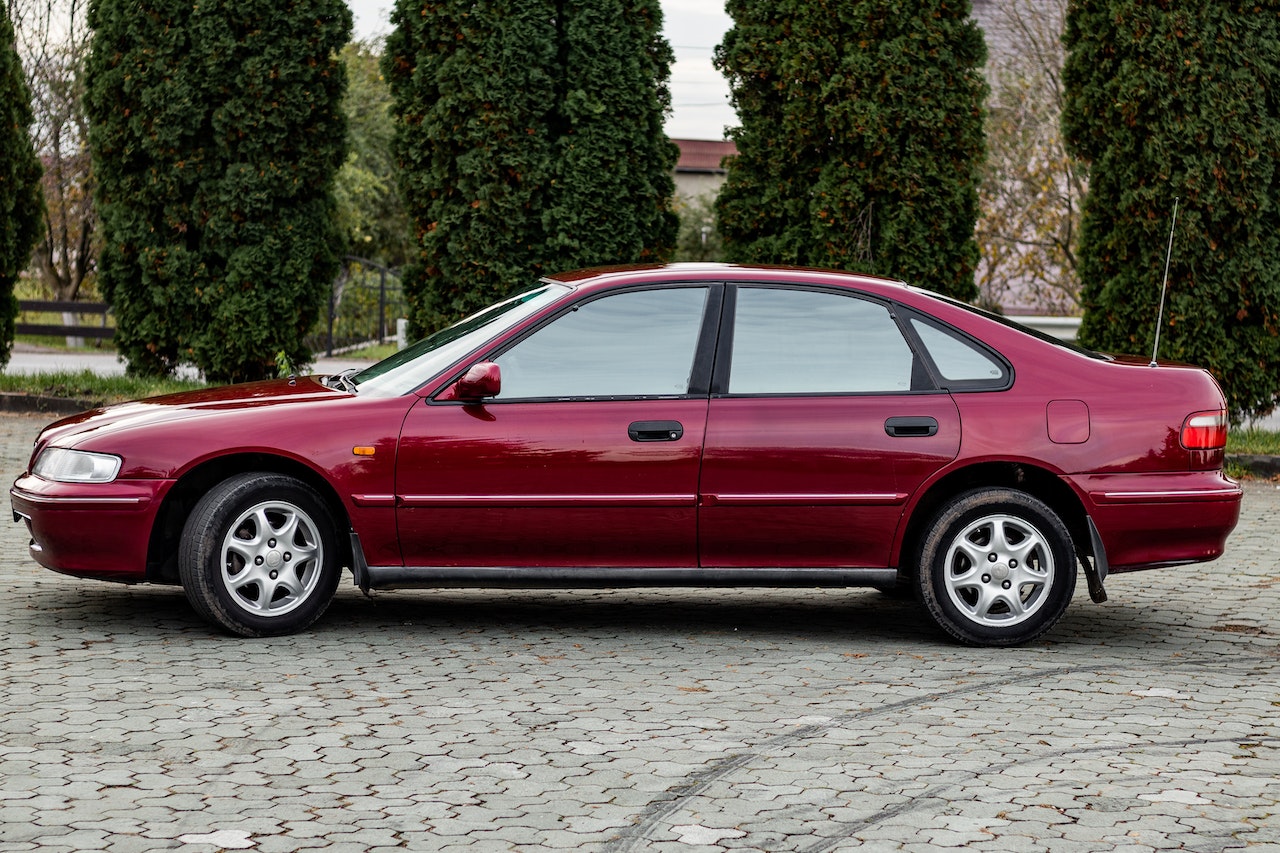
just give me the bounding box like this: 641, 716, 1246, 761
885, 416, 939, 437
629, 420, 683, 442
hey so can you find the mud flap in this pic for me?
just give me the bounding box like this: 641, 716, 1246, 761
349, 531, 373, 596
1081, 516, 1109, 603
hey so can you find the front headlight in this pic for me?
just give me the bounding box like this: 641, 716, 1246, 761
32, 448, 123, 483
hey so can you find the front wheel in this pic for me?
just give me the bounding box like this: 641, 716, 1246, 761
179, 473, 341, 637
916, 488, 1076, 646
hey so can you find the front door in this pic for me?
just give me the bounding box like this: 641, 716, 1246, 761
395, 286, 715, 568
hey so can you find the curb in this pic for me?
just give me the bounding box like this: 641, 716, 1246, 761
0, 392, 103, 417
1227, 454, 1280, 480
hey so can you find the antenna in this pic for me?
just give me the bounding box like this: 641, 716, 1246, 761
1150, 197, 1180, 368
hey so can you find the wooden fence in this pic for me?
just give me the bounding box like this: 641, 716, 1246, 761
16, 301, 114, 340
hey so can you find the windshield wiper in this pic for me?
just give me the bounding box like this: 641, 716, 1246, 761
326, 368, 360, 394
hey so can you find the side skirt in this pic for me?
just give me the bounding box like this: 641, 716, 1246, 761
362, 565, 901, 590
349, 533, 898, 591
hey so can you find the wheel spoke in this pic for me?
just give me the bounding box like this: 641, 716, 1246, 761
954, 530, 990, 572
995, 587, 1028, 618
227, 561, 270, 595
967, 584, 1000, 620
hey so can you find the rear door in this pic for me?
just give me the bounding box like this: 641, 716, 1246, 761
699, 285, 961, 568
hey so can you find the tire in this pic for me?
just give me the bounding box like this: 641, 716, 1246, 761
179, 473, 341, 637
916, 488, 1075, 646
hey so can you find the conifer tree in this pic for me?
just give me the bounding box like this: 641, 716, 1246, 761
715, 0, 987, 302
385, 0, 677, 334
0, 5, 43, 369
85, 0, 350, 381
1063, 2, 1280, 421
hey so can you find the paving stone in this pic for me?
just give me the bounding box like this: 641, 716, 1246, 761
0, 412, 1277, 852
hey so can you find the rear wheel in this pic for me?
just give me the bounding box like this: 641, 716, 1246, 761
916, 488, 1075, 646
179, 473, 340, 637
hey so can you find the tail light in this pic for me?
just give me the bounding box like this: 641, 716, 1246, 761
1181, 410, 1228, 450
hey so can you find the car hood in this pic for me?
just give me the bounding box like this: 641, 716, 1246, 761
38, 377, 344, 449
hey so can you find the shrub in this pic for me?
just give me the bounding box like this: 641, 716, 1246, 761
1063, 2, 1280, 421
714, 0, 987, 301
86, 0, 351, 382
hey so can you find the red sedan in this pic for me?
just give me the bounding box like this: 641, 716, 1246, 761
11, 265, 1242, 645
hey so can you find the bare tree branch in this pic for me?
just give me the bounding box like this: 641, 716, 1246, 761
11, 0, 95, 303
976, 0, 1085, 315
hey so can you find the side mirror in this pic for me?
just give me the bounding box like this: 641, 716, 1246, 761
453, 361, 501, 401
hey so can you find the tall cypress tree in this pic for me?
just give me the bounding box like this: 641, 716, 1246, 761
715, 0, 987, 302
0, 5, 43, 370
543, 1, 677, 272
1063, 2, 1280, 422
85, 0, 350, 382
385, 0, 677, 335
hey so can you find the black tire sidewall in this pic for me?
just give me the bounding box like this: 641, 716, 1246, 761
917, 488, 1076, 646
179, 473, 341, 637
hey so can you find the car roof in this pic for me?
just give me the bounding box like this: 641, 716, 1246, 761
543, 263, 913, 300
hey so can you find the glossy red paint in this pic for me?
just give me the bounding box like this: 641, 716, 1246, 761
699, 394, 960, 568
395, 397, 707, 567
9, 264, 1243, 643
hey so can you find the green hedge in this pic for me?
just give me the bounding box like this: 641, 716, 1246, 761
384, 0, 678, 336
85, 0, 351, 383
714, 0, 987, 301
1064, 2, 1280, 422
0, 7, 44, 370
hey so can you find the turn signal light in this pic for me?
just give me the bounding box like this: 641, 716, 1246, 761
1181, 411, 1228, 450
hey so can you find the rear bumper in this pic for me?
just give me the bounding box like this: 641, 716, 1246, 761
1068, 471, 1243, 572
10, 475, 173, 583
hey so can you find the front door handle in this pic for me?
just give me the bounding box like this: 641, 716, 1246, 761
629, 420, 683, 442
885, 416, 939, 437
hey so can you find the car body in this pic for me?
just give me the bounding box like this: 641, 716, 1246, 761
11, 264, 1242, 645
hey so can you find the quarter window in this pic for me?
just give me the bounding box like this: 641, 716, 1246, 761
729, 288, 916, 394
909, 318, 1008, 385
495, 287, 709, 399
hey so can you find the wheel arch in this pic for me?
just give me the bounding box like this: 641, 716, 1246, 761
896, 461, 1091, 579
145, 453, 353, 584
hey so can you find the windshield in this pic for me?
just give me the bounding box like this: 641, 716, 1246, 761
351, 284, 569, 397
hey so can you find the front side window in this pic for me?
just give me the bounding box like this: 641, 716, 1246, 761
494, 287, 709, 399
728, 287, 917, 394
353, 284, 567, 397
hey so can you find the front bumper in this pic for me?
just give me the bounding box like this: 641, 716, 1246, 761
10, 475, 174, 583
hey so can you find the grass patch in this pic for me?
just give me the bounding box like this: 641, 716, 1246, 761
14, 336, 115, 352
0, 370, 205, 405
1226, 427, 1280, 480
336, 342, 399, 362
1228, 427, 1280, 456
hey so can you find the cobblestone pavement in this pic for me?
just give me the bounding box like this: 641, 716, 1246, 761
0, 412, 1276, 852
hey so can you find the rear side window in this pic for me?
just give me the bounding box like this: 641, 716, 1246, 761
728, 288, 917, 394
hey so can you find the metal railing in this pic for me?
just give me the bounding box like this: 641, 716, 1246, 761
307, 256, 407, 357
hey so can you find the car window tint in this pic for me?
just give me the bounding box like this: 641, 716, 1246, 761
495, 287, 709, 399
729, 288, 914, 394
910, 318, 1006, 383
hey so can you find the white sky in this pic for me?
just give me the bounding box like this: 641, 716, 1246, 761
344, 0, 736, 140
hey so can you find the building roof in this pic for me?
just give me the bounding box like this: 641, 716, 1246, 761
672, 138, 737, 174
